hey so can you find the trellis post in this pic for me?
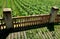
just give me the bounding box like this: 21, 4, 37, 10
3, 8, 13, 29
0, 8, 13, 39
49, 6, 59, 23
47, 6, 59, 39
47, 6, 59, 31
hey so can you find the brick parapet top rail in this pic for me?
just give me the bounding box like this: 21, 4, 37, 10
0, 6, 59, 30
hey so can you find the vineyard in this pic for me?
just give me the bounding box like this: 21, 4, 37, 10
0, 0, 60, 39
0, 0, 60, 16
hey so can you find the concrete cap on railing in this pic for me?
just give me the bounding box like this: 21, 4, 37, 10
3, 8, 11, 13
52, 6, 59, 10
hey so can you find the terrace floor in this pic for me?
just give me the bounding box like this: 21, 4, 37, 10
6, 25, 60, 39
